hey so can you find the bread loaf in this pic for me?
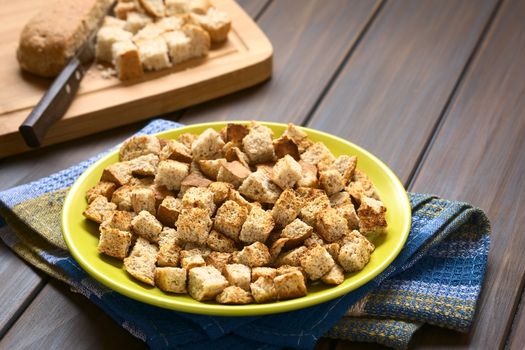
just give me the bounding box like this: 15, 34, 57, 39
17, 0, 114, 78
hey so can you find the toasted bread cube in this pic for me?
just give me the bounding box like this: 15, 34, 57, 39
103, 15, 126, 29
165, 0, 189, 15
111, 185, 133, 211
281, 219, 313, 248
163, 30, 194, 64
190, 7, 231, 43
238, 169, 282, 204
242, 122, 275, 164
191, 128, 225, 161
223, 144, 251, 169
224, 264, 251, 291
228, 190, 256, 213
217, 161, 251, 188
271, 189, 302, 228
182, 243, 211, 257
208, 182, 233, 205
357, 196, 387, 235
131, 210, 163, 242
304, 231, 325, 247
176, 208, 212, 244
180, 173, 213, 195
101, 162, 133, 186
100, 210, 135, 232
205, 251, 232, 273
250, 276, 276, 303
155, 267, 187, 293
323, 243, 341, 261
95, 27, 133, 63
83, 196, 117, 223
154, 160, 189, 191
269, 237, 289, 262
271, 155, 302, 190
124, 11, 153, 34
274, 270, 307, 300
239, 206, 275, 244
114, 1, 137, 20
128, 154, 159, 177
159, 139, 192, 162
299, 194, 331, 227
316, 208, 348, 242
177, 132, 197, 149
136, 36, 171, 71
206, 229, 237, 253
181, 187, 215, 215
157, 228, 182, 266
139, 0, 165, 17
297, 161, 318, 188
86, 181, 117, 203
225, 123, 249, 144
188, 266, 229, 301
274, 246, 307, 267
198, 159, 226, 180
213, 200, 248, 240
319, 169, 345, 196
216, 286, 253, 304
251, 267, 277, 281
237, 242, 271, 268
276, 265, 307, 279
131, 187, 156, 214
182, 24, 210, 58
338, 231, 374, 272
300, 245, 335, 280
334, 155, 357, 185
112, 40, 144, 80
97, 226, 133, 259
180, 249, 206, 270
300, 142, 336, 165
120, 135, 161, 161
335, 202, 360, 230
273, 135, 300, 160
347, 169, 379, 203
151, 183, 174, 207
282, 123, 312, 153
156, 196, 182, 227
124, 238, 158, 285
321, 264, 345, 285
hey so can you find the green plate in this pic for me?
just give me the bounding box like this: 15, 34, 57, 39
62, 121, 411, 316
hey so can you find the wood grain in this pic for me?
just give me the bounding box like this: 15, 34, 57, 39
508, 294, 525, 350
306, 0, 498, 184
408, 0, 525, 347
178, 0, 383, 125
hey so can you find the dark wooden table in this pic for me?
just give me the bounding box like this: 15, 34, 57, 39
1, 0, 524, 348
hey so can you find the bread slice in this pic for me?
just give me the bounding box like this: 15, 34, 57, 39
190, 7, 231, 43
96, 27, 133, 63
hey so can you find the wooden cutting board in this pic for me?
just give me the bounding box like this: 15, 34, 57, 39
0, 0, 272, 158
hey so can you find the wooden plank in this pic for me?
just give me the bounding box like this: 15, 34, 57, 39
406, 0, 525, 347
508, 294, 525, 350
178, 0, 383, 125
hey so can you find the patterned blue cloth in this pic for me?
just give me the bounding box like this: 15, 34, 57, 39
0, 119, 491, 349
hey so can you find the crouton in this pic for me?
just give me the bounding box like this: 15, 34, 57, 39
319, 169, 345, 196
274, 270, 307, 300
206, 229, 236, 253
324, 243, 340, 261
238, 169, 282, 204
111, 40, 144, 80
228, 190, 256, 213
226, 123, 249, 143
129, 176, 154, 187
156, 196, 182, 227
316, 208, 348, 242
282, 123, 313, 153
100, 210, 135, 232
304, 232, 325, 247
139, 0, 165, 17
237, 242, 271, 268
157, 228, 182, 266
197, 159, 225, 180
334, 155, 357, 185
101, 162, 133, 186
300, 244, 335, 280
97, 226, 133, 259
242, 122, 275, 164
115, 1, 137, 19
269, 237, 289, 261
276, 265, 307, 280
270, 189, 302, 228
150, 183, 173, 208
124, 238, 158, 285
111, 185, 134, 211
131, 187, 156, 215
154, 160, 190, 191
190, 7, 231, 43
297, 161, 318, 188
183, 243, 211, 257
224, 264, 251, 291
205, 251, 232, 273
274, 246, 307, 267
300, 142, 335, 165
213, 200, 248, 240
271, 155, 302, 190
176, 208, 212, 244
223, 143, 251, 169
216, 286, 253, 304
180, 173, 213, 195
188, 266, 229, 301
321, 264, 345, 285
299, 194, 330, 227
357, 196, 387, 235
217, 161, 251, 188
155, 267, 187, 293
124, 11, 152, 34
252, 267, 277, 281
177, 132, 198, 149
191, 128, 225, 160
95, 27, 133, 63
208, 182, 233, 205
128, 154, 159, 177
159, 139, 192, 162
165, 0, 188, 15
281, 219, 313, 248
181, 187, 215, 215
131, 210, 163, 242
346, 169, 379, 203
180, 249, 206, 269
119, 135, 161, 161
338, 232, 374, 273
83, 196, 117, 223
334, 202, 360, 230
181, 24, 210, 58
86, 181, 117, 203
250, 276, 276, 303
239, 206, 274, 244
135, 36, 171, 71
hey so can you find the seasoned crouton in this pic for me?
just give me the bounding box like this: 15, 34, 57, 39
176, 208, 212, 244
297, 161, 318, 188
237, 242, 271, 267
182, 242, 211, 257
191, 128, 225, 160
281, 219, 313, 248
239, 206, 274, 244
271, 189, 303, 228
334, 202, 360, 230
213, 200, 248, 240
223, 144, 251, 169
119, 135, 161, 161
111, 185, 134, 211
188, 266, 229, 301
252, 267, 277, 281
190, 7, 231, 42
273, 135, 300, 160
198, 158, 226, 180
304, 232, 325, 247
205, 251, 232, 273
217, 161, 251, 188
338, 232, 373, 273
228, 190, 257, 213
276, 265, 307, 280
206, 229, 237, 253
159, 139, 192, 162
274, 270, 307, 300
269, 237, 289, 262
181, 187, 215, 215
208, 182, 233, 205
177, 132, 197, 149
129, 176, 154, 187
282, 123, 313, 153
242, 122, 275, 164
131, 187, 156, 215
316, 208, 348, 242
83, 196, 117, 223
154, 160, 190, 191
100, 210, 135, 232
156, 196, 182, 227
157, 228, 182, 266
324, 243, 341, 261
224, 264, 251, 291
272, 155, 302, 190
180, 173, 213, 193
274, 246, 307, 267
321, 264, 345, 285
97, 226, 133, 259
124, 238, 158, 285
346, 169, 379, 203
299, 194, 330, 227
180, 249, 206, 269
101, 162, 133, 186
129, 154, 159, 176
216, 286, 253, 304
238, 169, 282, 204
357, 196, 387, 235
250, 276, 276, 303
226, 123, 249, 143
150, 183, 174, 208
329, 191, 351, 207
86, 181, 116, 203
299, 244, 335, 280
131, 210, 163, 242
300, 142, 335, 165
319, 169, 345, 195
155, 267, 187, 293
334, 155, 357, 185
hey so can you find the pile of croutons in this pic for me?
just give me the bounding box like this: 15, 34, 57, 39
83, 121, 387, 304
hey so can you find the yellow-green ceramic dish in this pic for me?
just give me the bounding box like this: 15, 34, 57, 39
62, 121, 411, 316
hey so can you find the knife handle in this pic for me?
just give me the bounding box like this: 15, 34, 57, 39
19, 57, 85, 148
